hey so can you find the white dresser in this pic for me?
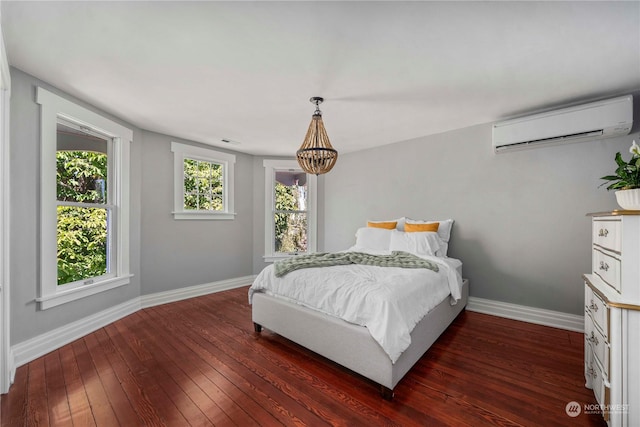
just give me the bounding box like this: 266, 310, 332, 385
584, 211, 640, 426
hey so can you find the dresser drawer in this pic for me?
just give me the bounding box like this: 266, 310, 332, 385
585, 313, 610, 379
589, 356, 609, 412
585, 284, 609, 339
584, 330, 609, 411
593, 219, 621, 253
593, 248, 621, 293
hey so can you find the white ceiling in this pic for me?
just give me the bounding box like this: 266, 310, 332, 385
3, 1, 640, 156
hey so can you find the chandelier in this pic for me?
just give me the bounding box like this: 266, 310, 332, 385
296, 97, 338, 175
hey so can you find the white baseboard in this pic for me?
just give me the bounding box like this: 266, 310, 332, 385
10, 279, 584, 376
10, 275, 255, 371
4, 348, 14, 394
140, 275, 255, 309
466, 296, 584, 332
11, 298, 141, 369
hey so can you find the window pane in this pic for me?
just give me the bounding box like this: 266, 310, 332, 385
274, 212, 307, 253
57, 206, 109, 285
275, 171, 307, 211
199, 161, 213, 181
56, 123, 108, 204
183, 158, 224, 211
211, 196, 223, 211
184, 193, 198, 210
196, 177, 211, 195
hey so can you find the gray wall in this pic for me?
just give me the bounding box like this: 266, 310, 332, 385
323, 96, 640, 316
9, 67, 143, 344
139, 131, 254, 295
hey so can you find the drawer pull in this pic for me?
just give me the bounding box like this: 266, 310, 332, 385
598, 228, 609, 237
589, 300, 599, 312
599, 261, 610, 272
587, 331, 600, 346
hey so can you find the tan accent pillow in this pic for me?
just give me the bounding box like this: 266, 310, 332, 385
367, 221, 398, 230
405, 222, 439, 232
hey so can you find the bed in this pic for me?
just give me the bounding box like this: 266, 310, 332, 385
249, 218, 468, 399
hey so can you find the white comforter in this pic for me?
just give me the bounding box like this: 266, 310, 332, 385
249, 252, 463, 363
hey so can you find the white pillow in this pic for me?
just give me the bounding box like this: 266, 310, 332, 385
405, 218, 454, 242
353, 227, 393, 251
389, 230, 444, 257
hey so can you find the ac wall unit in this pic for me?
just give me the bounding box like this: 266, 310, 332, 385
492, 95, 633, 153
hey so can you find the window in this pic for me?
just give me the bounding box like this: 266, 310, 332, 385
263, 160, 317, 261
171, 142, 235, 220
56, 121, 110, 286
37, 87, 132, 310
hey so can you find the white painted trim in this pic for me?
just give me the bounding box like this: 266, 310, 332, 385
140, 275, 254, 309
36, 87, 132, 309
172, 211, 236, 220
466, 296, 584, 332
0, 10, 11, 394
11, 298, 141, 369
8, 277, 587, 385
263, 159, 317, 258
171, 141, 236, 220
263, 254, 294, 263
35, 274, 133, 310
10, 275, 254, 372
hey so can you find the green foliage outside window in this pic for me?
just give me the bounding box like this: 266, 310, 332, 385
183, 158, 223, 211
56, 151, 108, 285
274, 182, 307, 253
57, 206, 107, 285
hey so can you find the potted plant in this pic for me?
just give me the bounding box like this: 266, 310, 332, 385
601, 140, 640, 210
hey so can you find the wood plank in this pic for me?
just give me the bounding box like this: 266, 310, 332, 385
1, 286, 607, 427
58, 345, 96, 426
64, 340, 120, 426
148, 302, 328, 426
1, 364, 28, 426
91, 327, 167, 425
101, 322, 193, 426
187, 294, 405, 426
25, 358, 50, 426
43, 351, 73, 425
114, 312, 242, 426
135, 308, 278, 426
83, 332, 143, 426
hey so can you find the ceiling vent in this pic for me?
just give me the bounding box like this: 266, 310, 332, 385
492, 95, 633, 153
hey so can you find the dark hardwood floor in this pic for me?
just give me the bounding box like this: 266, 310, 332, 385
1, 286, 605, 426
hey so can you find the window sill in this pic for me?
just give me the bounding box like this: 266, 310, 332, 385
36, 274, 133, 310
173, 211, 236, 220
263, 254, 308, 263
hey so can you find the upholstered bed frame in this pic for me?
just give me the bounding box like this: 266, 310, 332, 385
252, 279, 468, 399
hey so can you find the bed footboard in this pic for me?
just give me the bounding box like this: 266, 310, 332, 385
252, 279, 468, 398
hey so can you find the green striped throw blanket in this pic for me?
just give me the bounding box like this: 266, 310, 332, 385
274, 251, 439, 278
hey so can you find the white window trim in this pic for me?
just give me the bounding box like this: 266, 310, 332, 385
0, 14, 12, 393
263, 159, 317, 262
171, 142, 236, 220
36, 87, 132, 310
